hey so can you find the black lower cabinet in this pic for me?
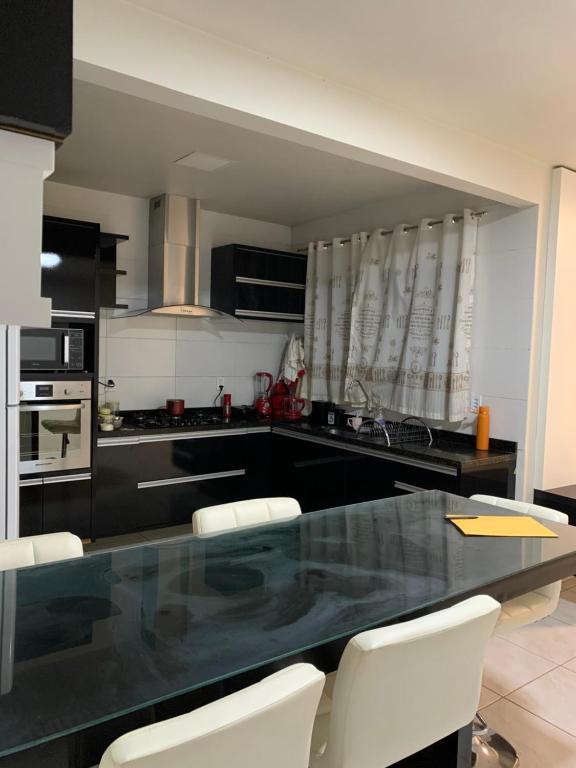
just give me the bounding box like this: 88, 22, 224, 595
93, 444, 140, 538
43, 477, 91, 538
93, 431, 516, 538
19, 476, 91, 539
94, 436, 252, 538
19, 482, 43, 537
136, 474, 249, 530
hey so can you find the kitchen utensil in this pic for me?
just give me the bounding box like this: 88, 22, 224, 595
166, 399, 185, 416
222, 393, 232, 422
282, 396, 306, 421
254, 372, 273, 418
270, 380, 290, 420
310, 400, 333, 425
346, 415, 363, 432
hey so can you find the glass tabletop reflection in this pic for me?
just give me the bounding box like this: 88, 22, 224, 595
0, 490, 575, 756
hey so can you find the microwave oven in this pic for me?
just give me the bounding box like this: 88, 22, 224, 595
20, 328, 84, 371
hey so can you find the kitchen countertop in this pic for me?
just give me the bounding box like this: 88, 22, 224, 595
274, 422, 517, 469
97, 418, 271, 441
98, 417, 517, 469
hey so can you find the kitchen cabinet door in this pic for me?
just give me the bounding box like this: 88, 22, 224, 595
43, 475, 91, 539
19, 481, 44, 537
42, 217, 99, 313
138, 435, 246, 481
94, 445, 140, 537
136, 473, 250, 530
270, 434, 353, 512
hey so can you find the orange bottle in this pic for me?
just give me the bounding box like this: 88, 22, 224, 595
476, 405, 490, 451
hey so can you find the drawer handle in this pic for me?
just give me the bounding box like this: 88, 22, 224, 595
394, 481, 427, 493
236, 276, 306, 290
138, 469, 246, 489
235, 309, 305, 321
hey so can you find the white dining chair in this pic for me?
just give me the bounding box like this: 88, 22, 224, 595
471, 495, 568, 632
0, 532, 84, 572
192, 497, 302, 535
99, 662, 325, 768
309, 595, 500, 768
470, 494, 568, 767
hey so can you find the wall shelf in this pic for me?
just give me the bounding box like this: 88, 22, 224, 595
98, 232, 129, 309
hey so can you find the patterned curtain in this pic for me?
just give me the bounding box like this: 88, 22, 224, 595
345, 211, 477, 422
304, 233, 368, 403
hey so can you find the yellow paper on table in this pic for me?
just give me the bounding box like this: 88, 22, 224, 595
447, 515, 558, 538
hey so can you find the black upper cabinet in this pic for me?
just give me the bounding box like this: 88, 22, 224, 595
211, 244, 307, 322
42, 217, 100, 313
0, 1, 73, 142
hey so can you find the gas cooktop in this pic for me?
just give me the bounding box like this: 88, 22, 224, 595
122, 409, 225, 430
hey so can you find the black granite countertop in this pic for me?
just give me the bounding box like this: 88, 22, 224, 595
274, 422, 517, 469
97, 419, 271, 440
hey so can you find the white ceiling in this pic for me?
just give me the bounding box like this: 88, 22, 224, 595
53, 81, 491, 226
126, 0, 576, 167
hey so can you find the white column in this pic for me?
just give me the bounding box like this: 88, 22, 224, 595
0, 130, 53, 327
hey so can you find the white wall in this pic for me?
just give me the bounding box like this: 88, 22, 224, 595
0, 131, 53, 326
43, 182, 297, 410
294, 197, 538, 498
537, 168, 576, 489
471, 206, 538, 497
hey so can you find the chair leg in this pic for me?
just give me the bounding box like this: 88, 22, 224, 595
471, 712, 519, 767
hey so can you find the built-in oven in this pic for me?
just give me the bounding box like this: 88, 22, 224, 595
20, 327, 84, 371
19, 381, 92, 475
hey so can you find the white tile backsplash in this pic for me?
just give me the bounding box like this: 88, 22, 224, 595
107, 315, 177, 340
100, 314, 291, 411
234, 342, 285, 378
107, 337, 176, 378
471, 347, 530, 401
176, 341, 237, 377
108, 377, 176, 410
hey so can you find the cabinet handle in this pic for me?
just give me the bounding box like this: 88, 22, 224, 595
235, 309, 305, 321
393, 481, 427, 493
236, 277, 306, 290
43, 473, 92, 485
20, 403, 84, 412
19, 478, 43, 487
51, 310, 96, 320
138, 469, 246, 489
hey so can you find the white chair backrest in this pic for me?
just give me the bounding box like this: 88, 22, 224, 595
471, 495, 569, 525
193, 497, 302, 535
318, 595, 500, 768
0, 533, 84, 572
99, 662, 325, 768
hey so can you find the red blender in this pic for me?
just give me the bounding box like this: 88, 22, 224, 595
254, 372, 273, 418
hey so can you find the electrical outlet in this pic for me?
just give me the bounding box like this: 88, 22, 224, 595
216, 377, 225, 389
470, 394, 482, 414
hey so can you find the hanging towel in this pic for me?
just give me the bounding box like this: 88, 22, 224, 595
281, 334, 305, 384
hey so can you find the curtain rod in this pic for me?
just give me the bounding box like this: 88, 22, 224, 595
297, 210, 488, 252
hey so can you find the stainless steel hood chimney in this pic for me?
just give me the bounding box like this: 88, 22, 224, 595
145, 194, 226, 318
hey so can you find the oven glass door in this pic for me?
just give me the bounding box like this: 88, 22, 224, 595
20, 401, 91, 474
20, 329, 66, 370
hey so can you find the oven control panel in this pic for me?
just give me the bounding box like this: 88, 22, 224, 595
20, 380, 91, 401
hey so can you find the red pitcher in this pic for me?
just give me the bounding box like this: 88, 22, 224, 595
282, 396, 306, 421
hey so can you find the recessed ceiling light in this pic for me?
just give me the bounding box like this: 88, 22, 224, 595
174, 151, 235, 172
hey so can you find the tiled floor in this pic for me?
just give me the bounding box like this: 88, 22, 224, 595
84, 523, 193, 552
85, 530, 576, 766
481, 578, 576, 767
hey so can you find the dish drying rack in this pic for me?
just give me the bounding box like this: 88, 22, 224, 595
357, 417, 433, 447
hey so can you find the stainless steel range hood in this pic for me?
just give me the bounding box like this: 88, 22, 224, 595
114, 194, 227, 318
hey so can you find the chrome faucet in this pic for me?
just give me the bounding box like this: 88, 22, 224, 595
348, 379, 374, 416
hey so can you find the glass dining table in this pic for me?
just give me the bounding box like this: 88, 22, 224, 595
0, 490, 575, 768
